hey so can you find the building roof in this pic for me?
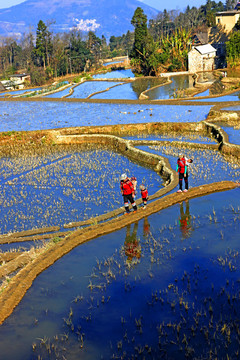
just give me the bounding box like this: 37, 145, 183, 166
194, 44, 216, 55
10, 73, 30, 78
216, 10, 240, 15
193, 32, 208, 45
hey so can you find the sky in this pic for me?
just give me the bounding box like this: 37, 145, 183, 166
139, 0, 206, 11
0, 0, 207, 11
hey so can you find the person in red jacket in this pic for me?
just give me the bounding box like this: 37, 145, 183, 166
176, 153, 187, 193
140, 184, 148, 209
120, 173, 137, 214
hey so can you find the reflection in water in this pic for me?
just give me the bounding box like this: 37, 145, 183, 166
130, 77, 166, 98
146, 75, 194, 100
179, 200, 192, 238
143, 217, 150, 238
124, 222, 141, 261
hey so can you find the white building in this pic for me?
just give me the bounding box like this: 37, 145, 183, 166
188, 44, 217, 73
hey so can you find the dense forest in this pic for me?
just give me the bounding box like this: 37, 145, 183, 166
0, 0, 239, 84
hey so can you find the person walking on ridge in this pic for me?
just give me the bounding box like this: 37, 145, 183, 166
184, 155, 193, 190
131, 176, 137, 200
140, 184, 148, 209
176, 153, 188, 193
120, 174, 137, 214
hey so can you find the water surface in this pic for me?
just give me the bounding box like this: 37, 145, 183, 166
69, 81, 120, 99
0, 149, 163, 235
0, 190, 239, 359
0, 102, 211, 131
146, 75, 194, 100
92, 69, 134, 79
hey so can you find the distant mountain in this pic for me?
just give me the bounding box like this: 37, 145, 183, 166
0, 0, 159, 38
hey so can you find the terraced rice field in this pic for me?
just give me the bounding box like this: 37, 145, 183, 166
0, 70, 239, 360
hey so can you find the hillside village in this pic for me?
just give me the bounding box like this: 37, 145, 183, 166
1, 1, 240, 91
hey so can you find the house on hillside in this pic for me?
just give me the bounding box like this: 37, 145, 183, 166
188, 44, 217, 73
215, 2, 240, 32
192, 32, 209, 46
9, 73, 31, 88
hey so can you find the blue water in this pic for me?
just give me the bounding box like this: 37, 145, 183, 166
0, 102, 211, 131
44, 87, 72, 98
68, 81, 120, 98
0, 189, 239, 359
91, 82, 139, 100
0, 149, 163, 235
194, 89, 210, 97
124, 134, 217, 144
0, 72, 240, 360
0, 88, 42, 96
92, 69, 134, 79
221, 125, 240, 145
193, 90, 240, 102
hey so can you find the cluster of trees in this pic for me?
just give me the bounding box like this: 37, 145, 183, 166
226, 22, 240, 67
0, 0, 240, 84
130, 7, 192, 75
130, 0, 240, 75
0, 20, 128, 85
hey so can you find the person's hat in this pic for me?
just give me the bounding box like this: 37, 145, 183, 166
139, 184, 146, 190
120, 173, 127, 181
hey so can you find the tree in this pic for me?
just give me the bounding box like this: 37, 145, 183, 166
32, 20, 53, 69
66, 31, 91, 74
86, 31, 102, 67
226, 31, 240, 66
131, 7, 148, 59
20, 30, 35, 69
225, 0, 236, 10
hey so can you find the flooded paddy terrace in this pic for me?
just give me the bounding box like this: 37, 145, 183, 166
0, 70, 239, 359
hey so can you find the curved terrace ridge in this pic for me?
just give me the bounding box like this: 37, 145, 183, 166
0, 181, 237, 326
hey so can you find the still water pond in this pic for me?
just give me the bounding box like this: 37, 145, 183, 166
193, 90, 240, 102
0, 189, 239, 359
146, 75, 194, 100
0, 102, 211, 131
69, 81, 120, 99
92, 77, 167, 100
0, 149, 163, 235
92, 69, 134, 79
0, 88, 42, 96
221, 125, 240, 145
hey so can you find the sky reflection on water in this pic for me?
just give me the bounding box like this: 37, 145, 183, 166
0, 190, 239, 360
0, 101, 211, 131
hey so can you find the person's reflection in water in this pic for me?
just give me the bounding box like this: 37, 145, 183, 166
179, 200, 192, 239
143, 217, 150, 239
124, 222, 141, 262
